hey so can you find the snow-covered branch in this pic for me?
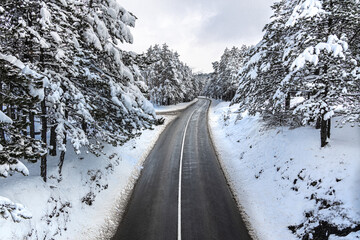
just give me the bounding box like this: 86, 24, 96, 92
0, 196, 32, 222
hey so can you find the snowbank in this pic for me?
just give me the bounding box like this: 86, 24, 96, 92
154, 98, 198, 114
208, 100, 360, 240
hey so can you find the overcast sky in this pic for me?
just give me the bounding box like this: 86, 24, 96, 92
120, 0, 276, 73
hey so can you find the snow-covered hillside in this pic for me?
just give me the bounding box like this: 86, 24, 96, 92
209, 100, 360, 240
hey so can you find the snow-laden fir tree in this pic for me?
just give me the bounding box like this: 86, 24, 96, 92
0, 0, 157, 220
143, 44, 199, 105
233, 0, 360, 147
194, 73, 209, 96
0, 1, 39, 217
274, 0, 360, 147
0, 0, 47, 171
203, 61, 220, 99
232, 0, 295, 116
204, 45, 250, 100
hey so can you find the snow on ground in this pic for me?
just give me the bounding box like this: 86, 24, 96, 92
208, 100, 360, 240
0, 113, 178, 239
154, 98, 198, 114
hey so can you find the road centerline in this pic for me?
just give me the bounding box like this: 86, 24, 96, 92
178, 109, 196, 240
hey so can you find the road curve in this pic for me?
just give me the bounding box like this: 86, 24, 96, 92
111, 99, 252, 240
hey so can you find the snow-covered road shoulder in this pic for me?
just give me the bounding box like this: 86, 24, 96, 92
154, 98, 198, 114
208, 100, 360, 240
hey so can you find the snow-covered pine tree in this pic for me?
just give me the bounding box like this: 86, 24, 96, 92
214, 47, 231, 99
219, 46, 250, 101
232, 0, 294, 116
143, 45, 160, 103
0, 99, 32, 222
0, 0, 158, 221
0, 0, 47, 166
194, 73, 210, 97
203, 61, 220, 99
75, 0, 156, 142
159, 44, 182, 105
181, 64, 198, 102
143, 44, 198, 105
232, 0, 359, 147
204, 45, 250, 100
0, 1, 46, 221
1, 0, 156, 178
273, 0, 360, 147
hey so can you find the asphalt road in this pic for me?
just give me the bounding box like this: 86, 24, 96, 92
112, 99, 252, 240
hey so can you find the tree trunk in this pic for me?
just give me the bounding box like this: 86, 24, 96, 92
0, 80, 5, 143
41, 155, 47, 182
21, 110, 27, 136
82, 118, 87, 133
29, 111, 35, 138
6, 84, 12, 118
285, 93, 291, 110
10, 104, 16, 120
58, 106, 68, 175
316, 117, 321, 129
58, 138, 66, 175
328, 0, 333, 34
49, 122, 57, 156
6, 103, 11, 117
320, 115, 328, 147
10, 107, 15, 121
327, 119, 331, 139
40, 99, 47, 182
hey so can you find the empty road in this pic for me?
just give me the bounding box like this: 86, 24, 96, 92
112, 99, 251, 240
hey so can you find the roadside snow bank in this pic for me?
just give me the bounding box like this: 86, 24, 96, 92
0, 115, 176, 240
154, 98, 198, 114
209, 100, 360, 240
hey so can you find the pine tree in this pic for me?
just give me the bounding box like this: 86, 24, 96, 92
1, 0, 157, 179
204, 45, 250, 100
232, 0, 360, 147
274, 0, 360, 146
232, 0, 294, 116
143, 44, 199, 105
0, 0, 47, 166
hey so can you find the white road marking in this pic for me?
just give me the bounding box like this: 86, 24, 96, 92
178, 110, 196, 240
